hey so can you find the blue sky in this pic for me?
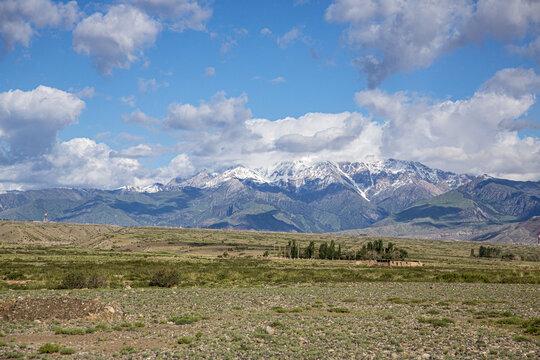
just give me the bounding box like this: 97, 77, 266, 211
0, 0, 539, 190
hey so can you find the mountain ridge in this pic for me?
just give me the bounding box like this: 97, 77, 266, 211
162, 159, 472, 201
1, 158, 536, 242
345, 176, 540, 244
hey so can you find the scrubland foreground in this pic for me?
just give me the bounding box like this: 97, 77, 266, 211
0, 221, 539, 359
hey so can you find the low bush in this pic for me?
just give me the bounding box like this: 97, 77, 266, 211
149, 268, 180, 287
327, 307, 350, 313
168, 315, 201, 325
53, 326, 86, 335
496, 316, 524, 325
178, 336, 193, 344
271, 306, 303, 313
59, 270, 107, 289
522, 318, 540, 335
39, 343, 61, 353
269, 320, 285, 329
60, 347, 76, 355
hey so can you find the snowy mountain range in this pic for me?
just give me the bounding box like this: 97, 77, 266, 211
2, 158, 537, 242
163, 159, 472, 199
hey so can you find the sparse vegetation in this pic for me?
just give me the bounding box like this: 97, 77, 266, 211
417, 317, 455, 327
523, 318, 540, 335
120, 345, 137, 354
0, 223, 539, 359
327, 307, 350, 313
168, 315, 201, 325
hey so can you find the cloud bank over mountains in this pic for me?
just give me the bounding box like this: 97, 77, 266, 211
0, 67, 538, 191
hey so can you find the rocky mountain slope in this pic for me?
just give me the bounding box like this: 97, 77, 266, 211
346, 176, 540, 244
0, 159, 474, 233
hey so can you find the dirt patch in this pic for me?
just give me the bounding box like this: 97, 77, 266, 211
0, 296, 121, 322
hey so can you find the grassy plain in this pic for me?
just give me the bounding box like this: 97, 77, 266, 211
0, 221, 539, 358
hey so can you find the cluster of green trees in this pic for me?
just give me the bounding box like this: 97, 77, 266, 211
281, 240, 342, 259
355, 239, 408, 260
470, 245, 521, 260
470, 246, 502, 258
279, 239, 407, 261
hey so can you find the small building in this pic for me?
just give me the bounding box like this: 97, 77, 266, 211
363, 259, 423, 267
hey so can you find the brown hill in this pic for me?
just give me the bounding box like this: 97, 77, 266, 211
0, 220, 121, 246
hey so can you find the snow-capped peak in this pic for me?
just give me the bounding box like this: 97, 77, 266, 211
199, 166, 267, 188
118, 183, 164, 193
161, 159, 473, 198
165, 170, 216, 190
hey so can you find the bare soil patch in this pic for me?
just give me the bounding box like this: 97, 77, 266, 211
0, 296, 121, 322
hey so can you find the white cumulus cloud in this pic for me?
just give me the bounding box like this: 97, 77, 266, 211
0, 0, 79, 53
73, 4, 161, 76
355, 67, 540, 180
0, 85, 85, 163
1, 69, 538, 191
0, 137, 195, 191
155, 68, 540, 180
123, 109, 160, 127
164, 91, 252, 130
127, 0, 211, 32
326, 0, 540, 87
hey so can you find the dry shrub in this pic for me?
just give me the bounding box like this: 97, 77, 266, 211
149, 268, 180, 287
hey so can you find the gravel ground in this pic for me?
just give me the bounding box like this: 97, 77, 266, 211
0, 297, 120, 322
0, 282, 538, 359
